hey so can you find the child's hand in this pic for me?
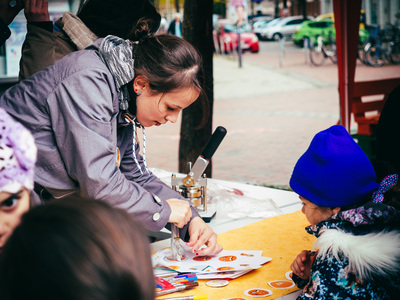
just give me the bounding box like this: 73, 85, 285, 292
24, 0, 49, 22
290, 250, 314, 280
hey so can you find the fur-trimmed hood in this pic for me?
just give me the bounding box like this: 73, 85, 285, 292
298, 201, 400, 298
305, 201, 400, 283
314, 228, 400, 282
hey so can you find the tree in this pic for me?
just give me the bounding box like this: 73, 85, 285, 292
180, 0, 214, 176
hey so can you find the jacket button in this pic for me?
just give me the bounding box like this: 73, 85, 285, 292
152, 213, 160, 221
153, 195, 162, 204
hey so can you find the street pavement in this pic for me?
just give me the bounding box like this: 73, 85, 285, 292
145, 42, 400, 190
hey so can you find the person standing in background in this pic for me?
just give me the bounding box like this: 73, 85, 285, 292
19, 0, 161, 80
0, 0, 24, 46
158, 15, 168, 34
167, 13, 182, 38
230, 0, 246, 27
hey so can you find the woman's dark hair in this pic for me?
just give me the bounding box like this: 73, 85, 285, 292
76, 0, 161, 39
0, 196, 155, 300
128, 20, 210, 127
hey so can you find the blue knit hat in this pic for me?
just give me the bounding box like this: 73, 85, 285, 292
289, 125, 379, 207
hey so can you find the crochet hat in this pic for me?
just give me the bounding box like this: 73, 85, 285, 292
0, 108, 37, 194
289, 125, 379, 207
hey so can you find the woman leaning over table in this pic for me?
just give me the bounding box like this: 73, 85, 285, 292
0, 18, 222, 256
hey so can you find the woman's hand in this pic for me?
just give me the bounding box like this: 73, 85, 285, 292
24, 0, 49, 22
290, 250, 314, 280
166, 198, 192, 228
186, 216, 223, 256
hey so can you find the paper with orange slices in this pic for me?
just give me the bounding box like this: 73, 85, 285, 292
153, 246, 271, 279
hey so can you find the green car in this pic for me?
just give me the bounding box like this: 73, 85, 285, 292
292, 19, 369, 46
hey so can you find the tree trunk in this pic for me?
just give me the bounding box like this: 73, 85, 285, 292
175, 0, 180, 12
180, 0, 214, 177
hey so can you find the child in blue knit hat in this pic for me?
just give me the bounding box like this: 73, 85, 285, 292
289, 124, 400, 300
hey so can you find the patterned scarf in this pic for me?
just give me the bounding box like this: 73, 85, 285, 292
98, 35, 135, 112
98, 36, 149, 174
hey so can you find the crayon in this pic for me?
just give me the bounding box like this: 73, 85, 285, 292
174, 273, 197, 279
155, 282, 199, 296
174, 276, 198, 284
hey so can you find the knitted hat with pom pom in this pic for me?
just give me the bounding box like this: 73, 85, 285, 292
0, 108, 37, 194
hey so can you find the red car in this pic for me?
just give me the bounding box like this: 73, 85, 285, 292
214, 19, 259, 54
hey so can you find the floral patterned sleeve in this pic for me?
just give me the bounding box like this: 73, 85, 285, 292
292, 273, 309, 289
298, 253, 387, 300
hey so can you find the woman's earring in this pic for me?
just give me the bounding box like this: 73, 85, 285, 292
136, 90, 142, 96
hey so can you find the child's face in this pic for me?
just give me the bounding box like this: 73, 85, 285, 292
299, 196, 338, 225
0, 188, 30, 253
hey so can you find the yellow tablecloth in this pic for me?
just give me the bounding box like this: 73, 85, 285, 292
158, 210, 315, 300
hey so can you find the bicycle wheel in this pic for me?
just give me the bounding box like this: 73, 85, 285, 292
357, 43, 370, 65
309, 44, 326, 66
329, 52, 337, 64
365, 45, 386, 67
389, 42, 400, 64
326, 44, 337, 64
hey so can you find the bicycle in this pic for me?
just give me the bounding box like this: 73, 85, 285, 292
309, 32, 337, 66
357, 24, 379, 66
364, 23, 400, 67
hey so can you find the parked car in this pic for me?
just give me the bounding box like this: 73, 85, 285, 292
315, 12, 334, 21
258, 16, 312, 41
252, 19, 273, 39
248, 15, 274, 26
214, 19, 259, 54
292, 18, 370, 46
292, 19, 335, 45
253, 17, 281, 40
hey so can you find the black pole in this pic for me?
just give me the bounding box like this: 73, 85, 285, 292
238, 28, 242, 68
274, 0, 280, 18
